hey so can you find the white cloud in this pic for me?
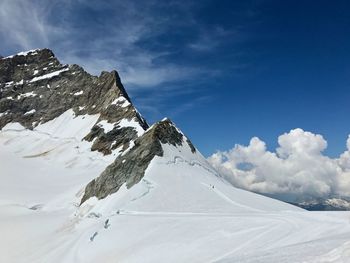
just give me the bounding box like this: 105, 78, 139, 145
208, 129, 350, 202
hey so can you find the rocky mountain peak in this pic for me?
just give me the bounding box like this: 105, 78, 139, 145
0, 48, 147, 155
147, 118, 183, 146
1, 48, 197, 205
81, 118, 196, 203
103, 70, 131, 102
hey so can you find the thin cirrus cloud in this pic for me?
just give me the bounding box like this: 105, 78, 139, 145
208, 128, 350, 202
0, 0, 215, 88
0, 0, 229, 120
0, 0, 51, 49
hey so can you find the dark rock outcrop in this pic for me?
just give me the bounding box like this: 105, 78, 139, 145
0, 49, 148, 155
81, 119, 192, 203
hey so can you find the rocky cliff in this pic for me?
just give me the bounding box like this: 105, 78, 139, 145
81, 118, 196, 203
0, 49, 148, 156
0, 49, 197, 204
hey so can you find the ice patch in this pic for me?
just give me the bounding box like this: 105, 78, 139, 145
4, 81, 13, 87
111, 96, 130, 108
97, 120, 115, 133
73, 90, 83, 96
117, 118, 144, 137
18, 92, 36, 99
15, 80, 24, 85
24, 109, 36, 115
2, 49, 40, 59
29, 68, 69, 83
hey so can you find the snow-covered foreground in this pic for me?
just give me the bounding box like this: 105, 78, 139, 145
1, 116, 350, 263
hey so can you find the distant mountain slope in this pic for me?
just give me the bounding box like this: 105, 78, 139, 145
290, 197, 350, 211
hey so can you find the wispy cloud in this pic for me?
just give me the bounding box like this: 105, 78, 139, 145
0, 0, 251, 119
0, 0, 210, 84
0, 0, 50, 50
188, 26, 237, 52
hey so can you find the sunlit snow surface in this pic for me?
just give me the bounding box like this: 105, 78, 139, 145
29, 68, 69, 83
1, 111, 350, 263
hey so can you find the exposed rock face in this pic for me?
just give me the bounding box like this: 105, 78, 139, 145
81, 119, 193, 203
1, 48, 198, 205
0, 49, 148, 155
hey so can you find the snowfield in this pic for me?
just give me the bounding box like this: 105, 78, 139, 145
1, 112, 350, 263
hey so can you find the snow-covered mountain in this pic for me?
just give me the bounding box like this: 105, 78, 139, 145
1, 49, 350, 263
291, 197, 350, 211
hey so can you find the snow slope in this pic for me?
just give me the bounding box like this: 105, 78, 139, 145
1, 111, 350, 263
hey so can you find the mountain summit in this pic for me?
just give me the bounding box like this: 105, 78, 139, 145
81, 118, 196, 203
0, 48, 147, 155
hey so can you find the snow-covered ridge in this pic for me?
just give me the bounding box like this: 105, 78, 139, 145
95, 117, 144, 137
2, 48, 43, 59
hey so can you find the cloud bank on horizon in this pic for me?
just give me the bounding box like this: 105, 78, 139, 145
208, 129, 350, 202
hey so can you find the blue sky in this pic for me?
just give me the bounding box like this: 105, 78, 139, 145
1, 0, 350, 158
